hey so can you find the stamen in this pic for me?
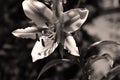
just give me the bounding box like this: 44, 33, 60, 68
41, 39, 45, 47
36, 34, 40, 41
48, 34, 53, 38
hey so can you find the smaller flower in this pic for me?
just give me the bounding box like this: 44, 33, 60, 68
12, 0, 89, 62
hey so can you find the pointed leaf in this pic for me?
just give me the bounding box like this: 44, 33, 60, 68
63, 8, 89, 33
12, 26, 47, 39
22, 0, 53, 27
36, 59, 78, 80
31, 36, 58, 62
64, 35, 80, 56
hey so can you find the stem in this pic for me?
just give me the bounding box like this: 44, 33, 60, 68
59, 43, 64, 59
52, 0, 63, 18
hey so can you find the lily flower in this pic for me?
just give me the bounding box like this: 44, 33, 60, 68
12, 0, 89, 62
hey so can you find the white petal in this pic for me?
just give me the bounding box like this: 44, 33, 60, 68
12, 26, 47, 39
63, 8, 89, 33
64, 35, 80, 56
31, 36, 58, 62
22, 0, 53, 27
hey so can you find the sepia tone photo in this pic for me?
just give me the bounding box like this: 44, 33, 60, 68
0, 0, 120, 80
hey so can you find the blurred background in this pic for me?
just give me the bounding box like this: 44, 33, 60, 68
0, 0, 120, 80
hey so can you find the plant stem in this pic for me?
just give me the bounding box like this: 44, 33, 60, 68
59, 43, 64, 59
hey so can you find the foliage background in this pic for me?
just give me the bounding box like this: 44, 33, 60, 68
0, 0, 120, 80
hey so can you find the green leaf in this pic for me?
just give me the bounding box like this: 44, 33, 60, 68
36, 59, 78, 80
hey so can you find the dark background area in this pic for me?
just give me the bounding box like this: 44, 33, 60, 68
0, 0, 120, 80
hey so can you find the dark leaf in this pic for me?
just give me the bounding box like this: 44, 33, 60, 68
86, 41, 120, 60
36, 59, 79, 80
